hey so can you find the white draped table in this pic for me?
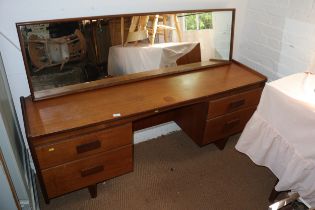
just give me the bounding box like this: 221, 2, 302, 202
107, 42, 197, 76
236, 73, 315, 207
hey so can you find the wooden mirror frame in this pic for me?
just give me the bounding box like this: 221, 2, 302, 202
16, 8, 235, 101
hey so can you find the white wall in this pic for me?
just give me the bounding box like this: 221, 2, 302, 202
238, 0, 315, 81
0, 0, 247, 144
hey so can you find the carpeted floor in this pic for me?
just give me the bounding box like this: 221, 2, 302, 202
40, 131, 276, 210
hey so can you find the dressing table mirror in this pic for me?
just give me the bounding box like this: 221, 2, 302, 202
17, 9, 235, 101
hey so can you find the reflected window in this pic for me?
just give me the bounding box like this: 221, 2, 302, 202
183, 13, 213, 31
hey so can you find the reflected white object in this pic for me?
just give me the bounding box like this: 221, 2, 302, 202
107, 42, 197, 76
236, 73, 315, 207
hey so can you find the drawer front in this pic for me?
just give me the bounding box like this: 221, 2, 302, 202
42, 145, 133, 198
207, 88, 262, 119
204, 107, 256, 144
36, 123, 132, 169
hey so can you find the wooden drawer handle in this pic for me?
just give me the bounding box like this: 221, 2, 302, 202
81, 165, 104, 177
76, 140, 101, 154
224, 119, 240, 130
229, 99, 245, 109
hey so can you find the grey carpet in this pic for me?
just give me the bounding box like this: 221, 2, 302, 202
40, 131, 276, 210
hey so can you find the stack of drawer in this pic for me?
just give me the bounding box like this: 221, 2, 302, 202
34, 123, 133, 199
203, 88, 263, 145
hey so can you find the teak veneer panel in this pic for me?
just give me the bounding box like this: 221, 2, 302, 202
42, 145, 133, 198
203, 106, 256, 144
24, 62, 266, 138
207, 88, 262, 119
36, 123, 132, 169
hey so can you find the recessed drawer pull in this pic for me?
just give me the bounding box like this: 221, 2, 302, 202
229, 99, 245, 109
80, 165, 104, 177
224, 119, 240, 130
76, 140, 101, 154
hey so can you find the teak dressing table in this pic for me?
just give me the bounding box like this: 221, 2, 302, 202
21, 61, 267, 203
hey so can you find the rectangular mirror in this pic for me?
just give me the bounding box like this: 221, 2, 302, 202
17, 9, 235, 100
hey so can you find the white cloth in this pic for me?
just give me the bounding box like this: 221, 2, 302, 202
236, 73, 315, 207
107, 42, 198, 76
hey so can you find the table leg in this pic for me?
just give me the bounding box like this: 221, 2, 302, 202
88, 184, 98, 198
214, 138, 229, 150
44, 197, 50, 204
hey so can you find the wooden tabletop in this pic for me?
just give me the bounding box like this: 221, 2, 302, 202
23, 61, 266, 138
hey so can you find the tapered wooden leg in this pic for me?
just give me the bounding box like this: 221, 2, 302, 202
44, 197, 50, 204
121, 17, 124, 46
173, 14, 182, 42
269, 188, 282, 203
150, 15, 159, 45
88, 184, 97, 198
214, 138, 229, 150
163, 15, 169, 42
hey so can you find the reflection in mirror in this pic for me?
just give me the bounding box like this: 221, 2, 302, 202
180, 11, 232, 60
17, 10, 234, 99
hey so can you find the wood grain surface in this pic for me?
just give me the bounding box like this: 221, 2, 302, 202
207, 88, 262, 119
42, 145, 133, 198
203, 106, 256, 144
36, 123, 132, 169
23, 62, 266, 138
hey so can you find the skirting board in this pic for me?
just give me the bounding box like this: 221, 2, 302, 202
134, 121, 181, 144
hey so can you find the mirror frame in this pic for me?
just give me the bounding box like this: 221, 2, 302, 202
16, 8, 235, 101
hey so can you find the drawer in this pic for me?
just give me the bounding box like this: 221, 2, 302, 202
42, 145, 133, 198
207, 88, 262, 119
36, 123, 132, 169
204, 106, 256, 144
